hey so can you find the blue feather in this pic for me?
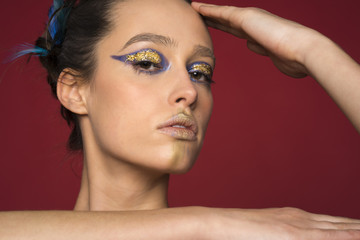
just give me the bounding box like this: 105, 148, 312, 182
48, 0, 71, 45
10, 0, 70, 62
10, 43, 49, 61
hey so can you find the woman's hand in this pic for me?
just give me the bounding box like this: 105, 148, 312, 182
202, 207, 360, 240
192, 2, 318, 78
192, 2, 360, 132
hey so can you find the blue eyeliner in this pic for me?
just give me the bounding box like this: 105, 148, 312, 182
111, 48, 170, 75
187, 61, 214, 85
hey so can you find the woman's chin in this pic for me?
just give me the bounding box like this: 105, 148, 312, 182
135, 147, 200, 175
142, 154, 197, 175
158, 142, 201, 174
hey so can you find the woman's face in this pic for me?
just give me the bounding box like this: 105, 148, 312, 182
83, 0, 214, 173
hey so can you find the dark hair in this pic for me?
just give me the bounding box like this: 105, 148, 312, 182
35, 0, 192, 151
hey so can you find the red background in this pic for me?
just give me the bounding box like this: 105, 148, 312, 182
0, 0, 359, 218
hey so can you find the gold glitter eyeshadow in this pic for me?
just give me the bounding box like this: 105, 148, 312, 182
192, 63, 212, 76
126, 49, 161, 64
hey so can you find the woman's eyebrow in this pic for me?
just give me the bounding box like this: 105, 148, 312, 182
121, 33, 178, 50
192, 45, 216, 65
120, 33, 216, 65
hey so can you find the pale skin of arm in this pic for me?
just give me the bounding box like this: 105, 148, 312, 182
1, 207, 360, 239
191, 2, 360, 132
2, 2, 360, 240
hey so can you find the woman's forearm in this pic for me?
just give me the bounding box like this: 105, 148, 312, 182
302, 35, 360, 132
2, 207, 360, 239
0, 208, 205, 240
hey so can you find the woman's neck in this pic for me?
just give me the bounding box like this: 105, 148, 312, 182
74, 152, 169, 211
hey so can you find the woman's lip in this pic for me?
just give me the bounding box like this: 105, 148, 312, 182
157, 113, 198, 140
158, 127, 197, 141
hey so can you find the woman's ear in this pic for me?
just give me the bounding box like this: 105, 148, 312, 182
57, 68, 88, 115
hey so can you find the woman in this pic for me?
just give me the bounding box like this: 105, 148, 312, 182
1, 0, 360, 239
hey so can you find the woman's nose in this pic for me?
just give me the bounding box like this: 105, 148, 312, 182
168, 69, 198, 109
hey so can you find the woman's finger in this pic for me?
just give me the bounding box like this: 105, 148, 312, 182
309, 229, 360, 240
191, 2, 242, 23
310, 213, 360, 224
204, 19, 246, 38
204, 18, 249, 39
247, 40, 268, 56
191, 2, 247, 29
191, 2, 218, 12
311, 220, 360, 230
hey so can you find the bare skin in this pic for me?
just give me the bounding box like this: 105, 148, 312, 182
1, 1, 360, 239
191, 2, 360, 132
67, 0, 214, 211
1, 207, 360, 239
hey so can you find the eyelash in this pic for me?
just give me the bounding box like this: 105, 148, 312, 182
189, 72, 215, 85
133, 60, 215, 85
122, 49, 168, 75
113, 49, 215, 85
131, 61, 163, 75
187, 62, 215, 86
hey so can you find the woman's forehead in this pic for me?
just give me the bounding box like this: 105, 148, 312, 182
109, 0, 212, 50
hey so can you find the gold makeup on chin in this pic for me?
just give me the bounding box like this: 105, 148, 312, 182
126, 49, 161, 64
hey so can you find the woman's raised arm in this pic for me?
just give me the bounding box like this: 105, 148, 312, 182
192, 2, 360, 133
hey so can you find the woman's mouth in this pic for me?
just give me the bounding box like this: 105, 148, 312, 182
157, 113, 198, 141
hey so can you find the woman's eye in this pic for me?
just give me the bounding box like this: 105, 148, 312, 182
133, 61, 162, 72
188, 62, 214, 85
137, 61, 153, 69
111, 48, 169, 75
190, 71, 207, 81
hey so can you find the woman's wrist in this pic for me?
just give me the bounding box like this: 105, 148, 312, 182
168, 206, 214, 240
299, 32, 336, 72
